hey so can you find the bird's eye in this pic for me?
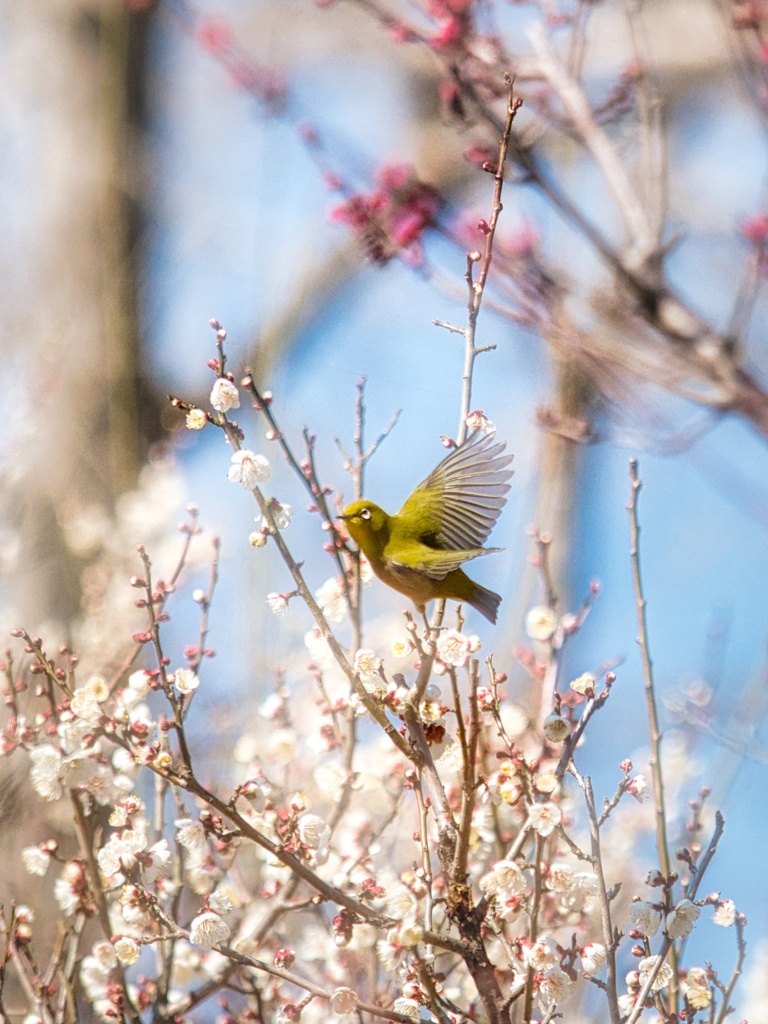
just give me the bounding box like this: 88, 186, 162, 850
360, 508, 372, 520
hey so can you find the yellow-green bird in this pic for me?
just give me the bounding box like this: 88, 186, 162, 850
338, 430, 513, 624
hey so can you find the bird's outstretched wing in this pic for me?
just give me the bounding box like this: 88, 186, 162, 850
397, 430, 514, 551
389, 545, 499, 580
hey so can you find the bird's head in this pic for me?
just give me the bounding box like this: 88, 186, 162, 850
338, 500, 390, 555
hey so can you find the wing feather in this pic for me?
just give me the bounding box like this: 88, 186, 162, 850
390, 546, 499, 580
397, 430, 514, 551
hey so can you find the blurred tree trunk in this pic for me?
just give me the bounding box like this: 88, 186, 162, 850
3, 0, 156, 626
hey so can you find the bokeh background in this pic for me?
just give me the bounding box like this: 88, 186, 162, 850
3, 0, 768, 1015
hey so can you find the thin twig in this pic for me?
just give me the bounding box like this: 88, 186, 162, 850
627, 460, 671, 881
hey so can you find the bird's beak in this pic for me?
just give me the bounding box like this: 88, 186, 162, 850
337, 513, 351, 521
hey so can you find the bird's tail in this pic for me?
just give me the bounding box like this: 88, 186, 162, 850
469, 583, 502, 625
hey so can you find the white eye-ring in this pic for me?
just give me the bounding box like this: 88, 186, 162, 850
360, 508, 372, 520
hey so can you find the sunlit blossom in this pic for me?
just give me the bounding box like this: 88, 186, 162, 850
436, 628, 470, 667
480, 860, 526, 900
298, 813, 331, 864
304, 628, 334, 669
666, 898, 701, 938
570, 672, 595, 695
175, 818, 207, 853
315, 576, 349, 623
330, 987, 359, 1014
638, 955, 673, 992
391, 635, 411, 658
228, 449, 271, 489
684, 967, 712, 1010
189, 910, 230, 950
173, 668, 200, 694
525, 605, 557, 641
209, 889, 234, 915
392, 998, 420, 1020
210, 377, 240, 412
542, 712, 570, 742
97, 829, 147, 877
29, 745, 63, 802
713, 899, 736, 927
263, 501, 293, 530
539, 967, 573, 1007
581, 942, 607, 976
353, 648, 382, 689
265, 727, 298, 765
629, 900, 662, 937
527, 801, 561, 837
626, 774, 648, 802
525, 938, 558, 971
465, 410, 495, 434
113, 936, 141, 965
186, 408, 207, 429
266, 592, 289, 615
22, 846, 51, 876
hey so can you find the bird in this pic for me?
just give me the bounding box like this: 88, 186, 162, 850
338, 429, 513, 623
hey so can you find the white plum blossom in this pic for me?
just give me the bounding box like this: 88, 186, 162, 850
391, 636, 411, 658
330, 987, 359, 1014
527, 801, 562, 837
263, 501, 293, 530
353, 648, 383, 693
98, 829, 147, 877
358, 555, 374, 586
683, 967, 712, 1010
54, 862, 86, 916
305, 628, 334, 669
525, 605, 557, 641
581, 942, 607, 975
113, 936, 141, 965
570, 672, 596, 695
91, 941, 118, 971
266, 592, 289, 616
542, 712, 570, 742
436, 629, 470, 667
208, 889, 234, 915
186, 408, 207, 429
525, 939, 558, 971
547, 862, 575, 893
22, 846, 51, 876
144, 840, 172, 882
666, 898, 701, 938
210, 377, 240, 412
466, 410, 495, 434
189, 911, 230, 950
539, 967, 573, 1007
626, 774, 648, 802
173, 668, 200, 694
70, 685, 104, 725
564, 872, 598, 912
479, 860, 526, 900
265, 727, 298, 765
29, 745, 64, 801
120, 885, 151, 927
392, 999, 420, 1021
315, 576, 349, 623
629, 900, 662, 937
298, 813, 332, 865
118, 670, 152, 712
175, 818, 207, 853
638, 955, 673, 992
228, 450, 271, 489
714, 899, 737, 927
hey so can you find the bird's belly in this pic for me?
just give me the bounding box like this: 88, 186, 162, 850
374, 560, 453, 608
